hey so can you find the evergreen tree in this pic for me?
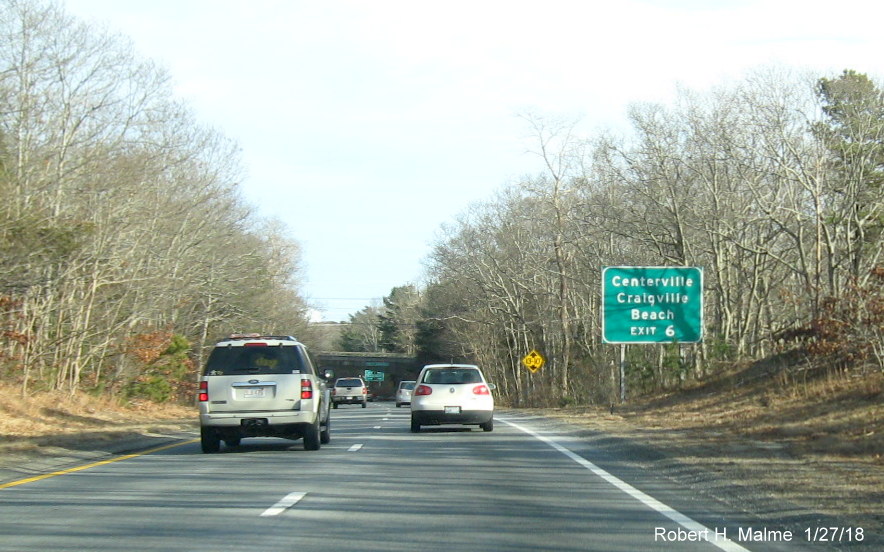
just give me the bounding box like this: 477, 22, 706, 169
814, 70, 884, 281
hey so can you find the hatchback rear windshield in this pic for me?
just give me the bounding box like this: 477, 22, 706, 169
204, 346, 307, 375
421, 369, 482, 384
398, 381, 415, 390
336, 379, 364, 387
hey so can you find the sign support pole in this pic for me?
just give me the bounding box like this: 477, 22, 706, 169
601, 266, 704, 404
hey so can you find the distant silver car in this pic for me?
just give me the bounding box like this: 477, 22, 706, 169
395, 380, 415, 407
410, 364, 494, 432
332, 377, 368, 408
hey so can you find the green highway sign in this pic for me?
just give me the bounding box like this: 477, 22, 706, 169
602, 266, 703, 344
364, 369, 385, 382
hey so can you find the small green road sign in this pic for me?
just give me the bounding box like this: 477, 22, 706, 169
364, 369, 385, 382
602, 266, 703, 344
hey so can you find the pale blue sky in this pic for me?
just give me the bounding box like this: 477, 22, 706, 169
63, 0, 884, 321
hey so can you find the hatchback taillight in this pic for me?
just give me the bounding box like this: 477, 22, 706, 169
198, 381, 209, 402
415, 384, 433, 396
301, 378, 313, 400
473, 384, 490, 395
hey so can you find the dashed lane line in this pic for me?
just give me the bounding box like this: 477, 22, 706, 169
261, 491, 307, 516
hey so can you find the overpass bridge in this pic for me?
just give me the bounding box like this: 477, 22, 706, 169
316, 352, 421, 399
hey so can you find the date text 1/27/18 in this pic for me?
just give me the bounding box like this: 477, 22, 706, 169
805, 527, 864, 542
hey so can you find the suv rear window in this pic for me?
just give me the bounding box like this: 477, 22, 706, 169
336, 378, 364, 387
422, 368, 482, 384
204, 346, 307, 376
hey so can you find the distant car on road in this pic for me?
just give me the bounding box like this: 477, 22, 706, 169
197, 334, 333, 453
332, 377, 368, 408
410, 364, 494, 432
395, 380, 415, 407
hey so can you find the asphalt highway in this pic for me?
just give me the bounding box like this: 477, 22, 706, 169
0, 403, 874, 551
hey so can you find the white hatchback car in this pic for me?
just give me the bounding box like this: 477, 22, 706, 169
410, 364, 494, 432
395, 380, 415, 407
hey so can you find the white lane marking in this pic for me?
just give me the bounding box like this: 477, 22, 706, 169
373, 425, 382, 429
348, 444, 364, 452
261, 492, 306, 517
501, 418, 750, 552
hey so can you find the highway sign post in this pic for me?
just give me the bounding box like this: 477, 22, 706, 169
602, 266, 703, 402
602, 266, 703, 344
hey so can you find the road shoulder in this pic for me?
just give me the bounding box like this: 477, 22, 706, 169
507, 406, 882, 548
0, 421, 197, 485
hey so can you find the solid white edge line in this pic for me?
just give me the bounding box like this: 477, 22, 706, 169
261, 491, 306, 517
348, 444, 364, 452
500, 418, 751, 552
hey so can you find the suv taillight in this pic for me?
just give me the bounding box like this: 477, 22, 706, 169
415, 385, 432, 396
198, 381, 208, 402
473, 384, 490, 395
362, 387, 368, 394
301, 378, 313, 400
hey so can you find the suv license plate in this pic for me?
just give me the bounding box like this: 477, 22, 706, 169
243, 388, 265, 398
444, 406, 461, 414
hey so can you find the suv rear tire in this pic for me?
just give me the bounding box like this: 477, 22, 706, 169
303, 417, 321, 451
320, 416, 331, 444
200, 426, 221, 453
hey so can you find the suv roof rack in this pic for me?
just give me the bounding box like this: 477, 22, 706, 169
221, 334, 298, 342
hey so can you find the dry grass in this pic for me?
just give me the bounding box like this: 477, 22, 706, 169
0, 383, 194, 460
623, 366, 882, 462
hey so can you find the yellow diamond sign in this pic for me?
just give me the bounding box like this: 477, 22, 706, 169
522, 350, 545, 373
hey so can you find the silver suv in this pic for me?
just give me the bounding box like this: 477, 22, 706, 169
331, 377, 368, 408
198, 334, 334, 453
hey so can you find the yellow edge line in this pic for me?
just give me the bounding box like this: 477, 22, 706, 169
0, 438, 200, 490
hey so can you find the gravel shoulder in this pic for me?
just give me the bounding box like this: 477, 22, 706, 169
516, 366, 882, 550
0, 420, 197, 485
530, 408, 881, 531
